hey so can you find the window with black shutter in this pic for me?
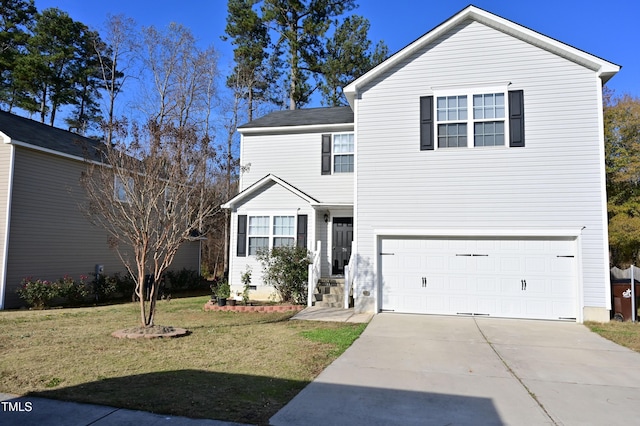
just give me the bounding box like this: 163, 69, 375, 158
420, 96, 434, 150
508, 90, 525, 147
321, 134, 332, 175
296, 215, 308, 248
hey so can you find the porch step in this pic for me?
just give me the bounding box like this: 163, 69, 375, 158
313, 278, 350, 308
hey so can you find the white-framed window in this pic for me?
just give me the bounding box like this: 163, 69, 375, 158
248, 215, 270, 255
273, 215, 295, 248
247, 214, 296, 255
114, 176, 133, 203
333, 133, 354, 173
435, 88, 507, 149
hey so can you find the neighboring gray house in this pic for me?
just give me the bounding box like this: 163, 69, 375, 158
0, 111, 200, 309
223, 5, 620, 322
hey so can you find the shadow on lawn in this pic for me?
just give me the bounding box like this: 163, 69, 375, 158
27, 369, 305, 425
22, 369, 504, 426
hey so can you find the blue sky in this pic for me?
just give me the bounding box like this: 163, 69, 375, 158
35, 0, 638, 100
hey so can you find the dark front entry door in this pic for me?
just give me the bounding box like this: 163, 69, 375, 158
332, 217, 353, 275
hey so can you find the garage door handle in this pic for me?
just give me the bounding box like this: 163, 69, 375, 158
422, 277, 427, 287
521, 279, 527, 291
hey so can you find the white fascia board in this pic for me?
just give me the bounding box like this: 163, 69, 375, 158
344, 5, 620, 106
238, 123, 353, 136
0, 131, 11, 144
308, 202, 353, 209
374, 228, 584, 238
222, 174, 318, 209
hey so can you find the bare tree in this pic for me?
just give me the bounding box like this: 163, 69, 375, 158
81, 121, 217, 327
95, 14, 136, 145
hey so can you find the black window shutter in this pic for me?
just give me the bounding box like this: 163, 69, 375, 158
420, 96, 434, 150
237, 215, 247, 257
321, 134, 332, 175
296, 215, 308, 248
509, 90, 525, 148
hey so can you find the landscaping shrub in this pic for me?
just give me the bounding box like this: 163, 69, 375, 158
16, 278, 60, 309
17, 275, 90, 308
165, 268, 202, 290
111, 272, 136, 300
256, 246, 310, 304
91, 273, 118, 301
57, 275, 90, 306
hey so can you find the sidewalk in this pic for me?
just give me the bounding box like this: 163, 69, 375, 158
0, 393, 248, 426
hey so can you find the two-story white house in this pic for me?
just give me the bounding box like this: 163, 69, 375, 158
223, 5, 620, 322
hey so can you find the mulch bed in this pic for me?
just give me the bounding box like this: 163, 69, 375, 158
204, 301, 305, 313
111, 325, 190, 339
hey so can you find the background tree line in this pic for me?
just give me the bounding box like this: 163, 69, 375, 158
0, 0, 388, 278
605, 88, 640, 266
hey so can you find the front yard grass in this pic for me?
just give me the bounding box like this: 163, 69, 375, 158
586, 321, 640, 352
0, 296, 366, 424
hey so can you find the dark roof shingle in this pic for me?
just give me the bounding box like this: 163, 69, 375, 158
238, 106, 353, 129
0, 111, 104, 160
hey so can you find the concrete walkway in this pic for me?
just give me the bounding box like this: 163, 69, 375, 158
291, 306, 373, 323
271, 314, 640, 425
0, 392, 247, 425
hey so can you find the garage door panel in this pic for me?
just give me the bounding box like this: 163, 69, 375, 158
380, 237, 577, 320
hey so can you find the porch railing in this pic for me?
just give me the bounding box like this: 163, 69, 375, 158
344, 249, 355, 309
307, 240, 321, 307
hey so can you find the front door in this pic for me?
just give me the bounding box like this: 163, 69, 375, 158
332, 217, 353, 275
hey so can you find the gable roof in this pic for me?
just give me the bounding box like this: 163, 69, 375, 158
222, 174, 320, 209
343, 5, 621, 107
237, 106, 353, 134
0, 111, 104, 161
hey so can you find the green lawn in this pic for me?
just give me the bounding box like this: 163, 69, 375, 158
0, 296, 366, 424
586, 320, 640, 352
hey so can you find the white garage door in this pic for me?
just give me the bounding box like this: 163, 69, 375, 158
380, 237, 577, 320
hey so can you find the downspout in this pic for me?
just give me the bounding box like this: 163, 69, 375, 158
0, 143, 15, 310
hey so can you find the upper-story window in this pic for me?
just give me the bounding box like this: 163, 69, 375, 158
333, 133, 354, 173
420, 88, 524, 151
322, 132, 354, 175
436, 92, 505, 148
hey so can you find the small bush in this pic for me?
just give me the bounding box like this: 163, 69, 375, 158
256, 246, 310, 304
112, 272, 136, 299
17, 278, 60, 309
165, 268, 202, 290
57, 275, 90, 306
241, 266, 252, 305
91, 274, 118, 301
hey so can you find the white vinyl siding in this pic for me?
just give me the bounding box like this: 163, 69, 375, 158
352, 20, 608, 316
240, 131, 354, 204
0, 143, 12, 308
228, 180, 317, 297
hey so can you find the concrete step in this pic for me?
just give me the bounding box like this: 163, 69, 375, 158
316, 285, 344, 296
313, 301, 343, 308
313, 278, 346, 307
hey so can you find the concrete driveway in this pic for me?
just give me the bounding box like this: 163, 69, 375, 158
271, 314, 640, 425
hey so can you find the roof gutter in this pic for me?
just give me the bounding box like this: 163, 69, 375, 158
238, 122, 353, 135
